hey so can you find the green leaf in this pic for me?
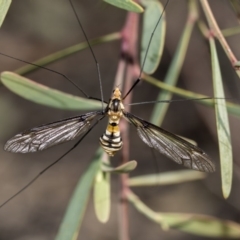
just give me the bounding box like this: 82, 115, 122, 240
127, 191, 240, 238
150, 0, 198, 126
234, 61, 240, 69
140, 0, 166, 74
144, 74, 240, 118
14, 32, 121, 76
128, 170, 206, 187
104, 0, 143, 13
209, 38, 233, 199
222, 26, 240, 37
230, 0, 240, 22
55, 148, 102, 240
94, 168, 111, 223
162, 213, 240, 238
0, 0, 11, 27
1, 71, 102, 110
102, 160, 137, 173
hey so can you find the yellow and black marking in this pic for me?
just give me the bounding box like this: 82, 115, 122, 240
99, 88, 124, 156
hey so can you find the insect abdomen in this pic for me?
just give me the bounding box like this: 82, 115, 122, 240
99, 123, 122, 156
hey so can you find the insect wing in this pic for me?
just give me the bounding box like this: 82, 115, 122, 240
4, 111, 103, 153
123, 112, 215, 173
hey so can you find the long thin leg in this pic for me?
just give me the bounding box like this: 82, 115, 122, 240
0, 115, 105, 208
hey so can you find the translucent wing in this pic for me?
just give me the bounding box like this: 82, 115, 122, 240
4, 111, 103, 153
123, 111, 215, 173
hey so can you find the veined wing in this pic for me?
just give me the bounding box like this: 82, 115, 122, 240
123, 111, 215, 173
4, 111, 103, 153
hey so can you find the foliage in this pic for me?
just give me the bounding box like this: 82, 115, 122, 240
1, 0, 240, 239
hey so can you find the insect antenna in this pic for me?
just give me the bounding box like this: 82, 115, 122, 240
0, 52, 91, 99
128, 97, 230, 106
123, 0, 170, 100
69, 0, 104, 111
0, 1, 107, 105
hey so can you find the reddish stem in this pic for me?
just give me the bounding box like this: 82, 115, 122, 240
116, 11, 140, 240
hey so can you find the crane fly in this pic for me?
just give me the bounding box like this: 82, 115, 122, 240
4, 87, 215, 173
0, 0, 217, 210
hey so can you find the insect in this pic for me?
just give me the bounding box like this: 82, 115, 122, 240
4, 86, 215, 172
1, 0, 217, 212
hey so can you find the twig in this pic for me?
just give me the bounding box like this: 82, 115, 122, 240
116, 11, 140, 240
200, 0, 240, 77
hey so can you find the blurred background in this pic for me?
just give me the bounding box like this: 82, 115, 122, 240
0, 0, 240, 239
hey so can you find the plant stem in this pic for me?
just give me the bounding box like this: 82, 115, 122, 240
116, 11, 140, 240
200, 0, 240, 77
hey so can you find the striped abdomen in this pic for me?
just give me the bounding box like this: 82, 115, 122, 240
99, 122, 122, 156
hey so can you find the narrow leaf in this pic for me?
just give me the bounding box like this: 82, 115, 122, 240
102, 160, 137, 173
94, 169, 111, 223
55, 148, 102, 240
127, 191, 240, 238
144, 74, 240, 117
1, 72, 102, 110
209, 38, 233, 198
104, 0, 143, 13
140, 0, 166, 74
150, 0, 198, 126
162, 213, 240, 238
0, 0, 11, 27
14, 32, 121, 76
128, 170, 206, 187
234, 61, 240, 69
222, 26, 240, 37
